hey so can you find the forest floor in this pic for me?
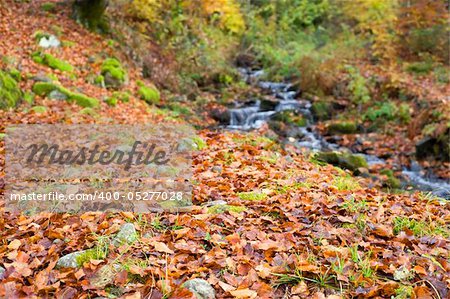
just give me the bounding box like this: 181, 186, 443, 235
0, 1, 449, 298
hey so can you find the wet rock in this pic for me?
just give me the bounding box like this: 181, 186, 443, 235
31, 75, 52, 82
416, 134, 450, 162
235, 53, 256, 68
210, 106, 231, 124
260, 98, 279, 111
326, 121, 357, 135
39, 35, 61, 48
183, 278, 216, 299
112, 223, 138, 247
56, 250, 87, 268
315, 151, 368, 172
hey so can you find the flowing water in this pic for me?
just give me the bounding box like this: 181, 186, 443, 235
228, 68, 450, 198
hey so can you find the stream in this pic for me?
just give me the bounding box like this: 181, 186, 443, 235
227, 68, 450, 199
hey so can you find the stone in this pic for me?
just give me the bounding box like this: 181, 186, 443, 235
183, 278, 216, 299
315, 151, 368, 172
416, 134, 450, 162
56, 250, 88, 268
39, 35, 61, 48
260, 98, 279, 111
48, 89, 68, 100
0, 266, 5, 279
326, 121, 357, 135
112, 223, 138, 247
210, 106, 231, 124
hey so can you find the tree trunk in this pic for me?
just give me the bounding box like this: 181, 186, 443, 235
72, 0, 109, 32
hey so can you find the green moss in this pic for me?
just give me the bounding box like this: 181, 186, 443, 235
208, 205, 247, 214
8, 69, 21, 81
70, 93, 99, 108
380, 169, 401, 189
315, 152, 367, 172
43, 53, 74, 72
31, 52, 74, 72
192, 136, 207, 150
311, 101, 332, 120
326, 121, 357, 134
31, 106, 47, 113
94, 75, 104, 86
332, 176, 361, 191
23, 92, 34, 105
138, 85, 160, 104
32, 30, 51, 41
238, 192, 267, 201
101, 58, 127, 88
32, 82, 99, 108
406, 61, 433, 75
104, 96, 118, 107
41, 2, 56, 12
272, 110, 307, 127
113, 91, 130, 103
75, 248, 106, 267
32, 82, 59, 96
0, 70, 22, 109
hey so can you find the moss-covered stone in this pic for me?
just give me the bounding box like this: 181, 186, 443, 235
70, 93, 99, 108
0, 70, 22, 109
101, 58, 126, 89
41, 2, 56, 12
31, 106, 47, 113
311, 101, 332, 120
104, 96, 118, 107
271, 110, 307, 127
208, 205, 246, 214
113, 91, 130, 103
326, 121, 357, 134
8, 69, 21, 81
32, 82, 59, 96
380, 169, 401, 189
31, 52, 74, 72
138, 82, 160, 104
32, 82, 99, 108
315, 151, 368, 172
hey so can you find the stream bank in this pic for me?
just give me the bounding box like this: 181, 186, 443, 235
214, 68, 450, 199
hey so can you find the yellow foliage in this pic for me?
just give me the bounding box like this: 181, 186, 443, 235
341, 0, 398, 63
126, 0, 161, 23
192, 0, 245, 34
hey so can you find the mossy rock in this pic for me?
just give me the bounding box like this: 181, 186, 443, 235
138, 83, 160, 105
41, 2, 56, 12
31, 52, 74, 72
380, 169, 401, 189
271, 110, 307, 127
31, 106, 47, 113
315, 151, 368, 172
326, 121, 357, 135
104, 96, 118, 107
208, 205, 246, 214
113, 91, 130, 103
311, 101, 332, 120
101, 58, 127, 89
70, 93, 99, 108
32, 82, 99, 108
0, 70, 22, 110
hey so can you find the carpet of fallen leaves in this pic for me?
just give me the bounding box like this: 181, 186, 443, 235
0, 1, 450, 298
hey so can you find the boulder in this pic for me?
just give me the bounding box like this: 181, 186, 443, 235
260, 98, 279, 111
326, 121, 357, 135
56, 250, 88, 268
416, 134, 450, 162
210, 106, 231, 124
112, 223, 138, 247
315, 151, 368, 172
183, 279, 216, 299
